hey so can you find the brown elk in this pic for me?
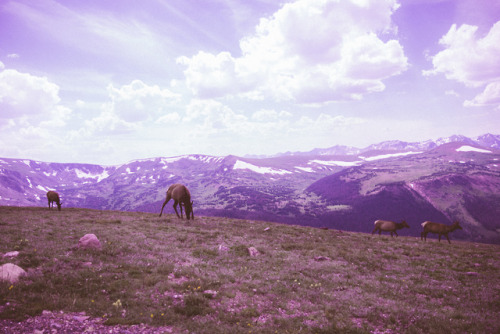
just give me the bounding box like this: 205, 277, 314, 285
421, 221, 462, 244
372, 219, 409, 237
46, 191, 62, 211
159, 184, 194, 220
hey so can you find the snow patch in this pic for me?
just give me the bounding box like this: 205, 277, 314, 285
309, 160, 361, 167
295, 166, 315, 173
456, 146, 492, 153
188, 155, 222, 163
234, 160, 291, 175
75, 168, 109, 182
361, 151, 422, 161
36, 185, 50, 192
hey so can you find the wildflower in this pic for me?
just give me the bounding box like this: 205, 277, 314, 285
151, 314, 154, 318
112, 299, 122, 308
91, 300, 95, 303
9, 285, 14, 290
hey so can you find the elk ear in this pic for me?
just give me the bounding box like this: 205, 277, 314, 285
191, 201, 194, 205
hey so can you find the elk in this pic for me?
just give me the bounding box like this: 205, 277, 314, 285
159, 184, 194, 220
46, 191, 62, 211
421, 221, 462, 244
372, 219, 409, 237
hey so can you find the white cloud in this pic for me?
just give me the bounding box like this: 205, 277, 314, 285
0, 69, 61, 117
0, 69, 71, 128
251, 109, 291, 122
464, 81, 500, 107
178, 0, 407, 104
107, 80, 180, 123
424, 21, 500, 108
78, 80, 181, 136
156, 112, 181, 124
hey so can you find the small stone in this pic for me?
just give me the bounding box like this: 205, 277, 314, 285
218, 244, 229, 252
466, 272, 479, 276
314, 256, 331, 262
73, 315, 90, 322
3, 251, 19, 258
203, 290, 217, 298
248, 247, 259, 257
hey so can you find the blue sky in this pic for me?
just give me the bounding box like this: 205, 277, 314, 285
1, 0, 499, 164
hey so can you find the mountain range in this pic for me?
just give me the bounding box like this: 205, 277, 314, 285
1, 134, 500, 244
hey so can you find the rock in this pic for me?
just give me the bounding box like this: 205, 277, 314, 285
203, 290, 217, 298
314, 256, 331, 262
3, 251, 19, 258
248, 247, 260, 257
218, 244, 229, 252
0, 263, 26, 284
264, 227, 271, 231
78, 234, 101, 250
466, 272, 479, 276
73, 315, 90, 322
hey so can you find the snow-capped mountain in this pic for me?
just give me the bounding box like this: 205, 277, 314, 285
276, 133, 500, 157
1, 134, 500, 244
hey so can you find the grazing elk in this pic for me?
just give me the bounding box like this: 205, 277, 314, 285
372, 219, 409, 237
46, 191, 62, 211
421, 221, 462, 244
159, 184, 194, 220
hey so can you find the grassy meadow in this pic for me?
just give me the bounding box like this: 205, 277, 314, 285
1, 206, 499, 333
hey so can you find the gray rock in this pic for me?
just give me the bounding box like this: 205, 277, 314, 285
78, 234, 101, 250
0, 263, 26, 284
248, 247, 260, 257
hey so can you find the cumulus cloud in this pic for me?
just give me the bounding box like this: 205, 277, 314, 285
79, 80, 181, 136
0, 69, 71, 126
424, 21, 500, 108
177, 0, 407, 104
464, 82, 500, 108
107, 80, 180, 122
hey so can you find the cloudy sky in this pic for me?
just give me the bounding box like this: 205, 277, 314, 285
1, 0, 499, 164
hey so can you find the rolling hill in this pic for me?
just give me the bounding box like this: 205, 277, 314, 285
1, 134, 500, 244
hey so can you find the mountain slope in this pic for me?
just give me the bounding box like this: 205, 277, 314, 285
1, 135, 500, 243
307, 142, 500, 243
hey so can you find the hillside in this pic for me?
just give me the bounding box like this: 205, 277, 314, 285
1, 134, 500, 244
307, 142, 500, 244
1, 207, 499, 333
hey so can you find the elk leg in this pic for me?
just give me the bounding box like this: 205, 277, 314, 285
445, 234, 451, 244
438, 234, 442, 242
173, 200, 181, 218
179, 202, 184, 219
159, 197, 171, 217
394, 231, 398, 237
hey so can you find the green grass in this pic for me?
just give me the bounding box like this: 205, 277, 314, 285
1, 206, 499, 333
